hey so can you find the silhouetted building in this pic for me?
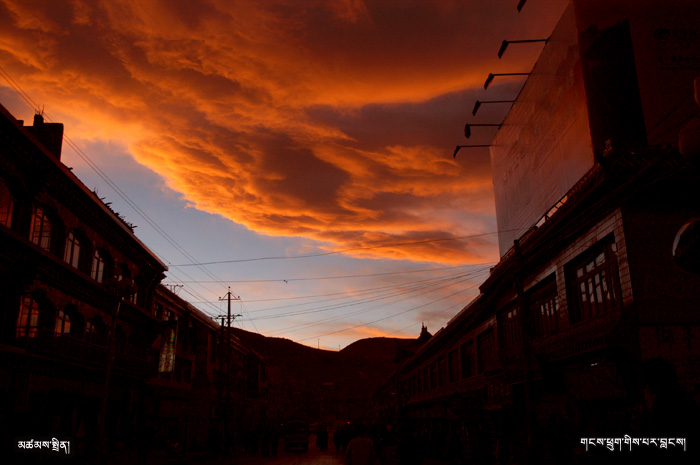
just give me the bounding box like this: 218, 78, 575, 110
384, 1, 700, 463
150, 285, 269, 455
0, 104, 168, 462
0, 103, 269, 462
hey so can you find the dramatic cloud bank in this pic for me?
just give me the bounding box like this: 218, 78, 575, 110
0, 0, 566, 264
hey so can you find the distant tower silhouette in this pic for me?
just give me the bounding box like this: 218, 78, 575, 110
417, 323, 432, 343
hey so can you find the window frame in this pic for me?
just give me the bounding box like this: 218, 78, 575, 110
16, 295, 41, 339
0, 181, 14, 228
29, 205, 52, 251
64, 230, 82, 268
54, 309, 72, 336
476, 328, 497, 374
91, 249, 106, 283
530, 276, 560, 338
566, 235, 622, 324
460, 340, 475, 379
498, 305, 521, 348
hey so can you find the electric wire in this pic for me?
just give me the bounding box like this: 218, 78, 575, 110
295, 274, 486, 343
263, 268, 490, 337
160, 262, 494, 284
169, 231, 519, 266
0, 68, 515, 340
181, 264, 493, 307
241, 270, 485, 321
0, 68, 256, 329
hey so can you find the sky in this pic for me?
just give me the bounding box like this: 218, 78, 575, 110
0, 0, 567, 350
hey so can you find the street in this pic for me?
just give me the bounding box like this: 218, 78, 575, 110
235, 447, 345, 465
134, 435, 347, 465
134, 433, 447, 465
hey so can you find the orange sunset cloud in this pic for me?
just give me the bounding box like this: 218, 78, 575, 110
0, 0, 567, 264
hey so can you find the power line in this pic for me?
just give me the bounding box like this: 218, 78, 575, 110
0, 68, 258, 329
295, 275, 486, 343
241, 270, 483, 322
262, 268, 489, 337
0, 68, 508, 341
169, 231, 517, 266
160, 262, 495, 284
175, 264, 493, 306
246, 266, 490, 311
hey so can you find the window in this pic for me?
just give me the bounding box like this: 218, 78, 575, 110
531, 278, 559, 338
568, 236, 622, 323
448, 350, 459, 383
477, 328, 497, 373
499, 306, 521, 347
54, 310, 71, 336
0, 182, 13, 228
460, 340, 475, 378
153, 303, 163, 320
64, 231, 81, 268
16, 296, 40, 339
159, 328, 177, 373
430, 362, 438, 389
91, 250, 105, 282
30, 206, 52, 250
85, 321, 99, 344
438, 357, 447, 386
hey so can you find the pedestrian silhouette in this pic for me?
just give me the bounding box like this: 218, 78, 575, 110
346, 424, 375, 465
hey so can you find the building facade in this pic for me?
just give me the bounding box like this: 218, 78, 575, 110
0, 103, 268, 462
150, 285, 270, 456
385, 1, 700, 463
0, 105, 168, 462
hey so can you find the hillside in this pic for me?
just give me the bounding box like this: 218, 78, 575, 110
341, 337, 416, 363
229, 328, 428, 422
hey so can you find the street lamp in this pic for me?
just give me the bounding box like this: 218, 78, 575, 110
472, 100, 515, 116
453, 145, 491, 158
464, 123, 502, 139
498, 39, 549, 59
484, 73, 530, 89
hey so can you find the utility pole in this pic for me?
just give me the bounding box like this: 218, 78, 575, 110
216, 287, 241, 454
218, 287, 241, 329
97, 271, 136, 465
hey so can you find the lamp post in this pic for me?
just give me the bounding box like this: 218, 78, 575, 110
464, 123, 502, 139
497, 39, 548, 59
453, 145, 491, 158
484, 73, 530, 89
472, 100, 515, 116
